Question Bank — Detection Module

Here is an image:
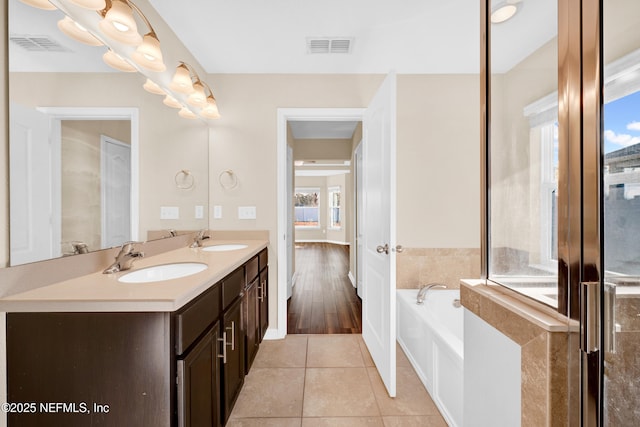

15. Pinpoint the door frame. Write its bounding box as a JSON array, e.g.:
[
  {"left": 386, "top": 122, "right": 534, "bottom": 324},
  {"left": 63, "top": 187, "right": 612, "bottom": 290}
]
[
  {"left": 275, "top": 108, "right": 365, "bottom": 339},
  {"left": 38, "top": 107, "right": 140, "bottom": 244}
]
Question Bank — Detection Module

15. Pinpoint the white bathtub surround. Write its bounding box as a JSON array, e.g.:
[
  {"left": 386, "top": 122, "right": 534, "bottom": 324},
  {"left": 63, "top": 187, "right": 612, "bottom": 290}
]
[
  {"left": 460, "top": 279, "right": 579, "bottom": 426},
  {"left": 464, "top": 309, "right": 521, "bottom": 426},
  {"left": 397, "top": 289, "right": 463, "bottom": 427}
]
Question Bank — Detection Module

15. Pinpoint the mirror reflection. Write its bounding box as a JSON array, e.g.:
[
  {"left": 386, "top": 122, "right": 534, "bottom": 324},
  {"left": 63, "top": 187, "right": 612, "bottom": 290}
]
[
  {"left": 7, "top": 0, "right": 210, "bottom": 266},
  {"left": 488, "top": 0, "right": 559, "bottom": 305}
]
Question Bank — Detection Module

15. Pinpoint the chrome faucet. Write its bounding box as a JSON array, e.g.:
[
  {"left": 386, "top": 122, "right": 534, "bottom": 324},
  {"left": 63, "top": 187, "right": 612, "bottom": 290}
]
[
  {"left": 416, "top": 283, "right": 446, "bottom": 305},
  {"left": 189, "top": 229, "right": 210, "bottom": 248},
  {"left": 103, "top": 241, "right": 144, "bottom": 274}
]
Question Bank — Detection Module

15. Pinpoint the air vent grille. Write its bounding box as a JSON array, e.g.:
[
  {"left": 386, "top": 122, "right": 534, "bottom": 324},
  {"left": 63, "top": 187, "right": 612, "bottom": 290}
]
[
  {"left": 10, "top": 35, "right": 70, "bottom": 52},
  {"left": 306, "top": 37, "right": 353, "bottom": 54}
]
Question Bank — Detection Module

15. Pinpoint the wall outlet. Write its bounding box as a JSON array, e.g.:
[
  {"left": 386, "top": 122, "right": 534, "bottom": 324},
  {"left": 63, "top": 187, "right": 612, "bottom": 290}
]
[
  {"left": 160, "top": 206, "right": 179, "bottom": 220},
  {"left": 238, "top": 206, "right": 257, "bottom": 220},
  {"left": 195, "top": 205, "right": 204, "bottom": 219},
  {"left": 213, "top": 205, "right": 223, "bottom": 219}
]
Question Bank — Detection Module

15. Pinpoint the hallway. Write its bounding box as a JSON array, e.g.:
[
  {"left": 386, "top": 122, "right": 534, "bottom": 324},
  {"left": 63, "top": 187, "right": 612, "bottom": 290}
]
[{"left": 287, "top": 243, "right": 362, "bottom": 334}]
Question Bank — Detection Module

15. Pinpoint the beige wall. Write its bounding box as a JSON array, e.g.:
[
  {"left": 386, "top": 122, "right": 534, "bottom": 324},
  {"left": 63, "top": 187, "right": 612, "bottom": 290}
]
[
  {"left": 1, "top": 2, "right": 7, "bottom": 268},
  {"left": 294, "top": 139, "right": 352, "bottom": 160},
  {"left": 208, "top": 73, "right": 481, "bottom": 328}
]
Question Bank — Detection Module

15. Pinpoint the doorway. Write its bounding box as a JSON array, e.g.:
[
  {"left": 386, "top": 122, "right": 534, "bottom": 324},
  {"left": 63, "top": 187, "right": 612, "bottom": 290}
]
[{"left": 287, "top": 118, "right": 362, "bottom": 334}]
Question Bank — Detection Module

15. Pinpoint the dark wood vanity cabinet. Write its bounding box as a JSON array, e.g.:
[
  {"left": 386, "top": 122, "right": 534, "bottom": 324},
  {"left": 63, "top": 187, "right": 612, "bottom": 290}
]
[
  {"left": 5, "top": 249, "right": 269, "bottom": 427},
  {"left": 177, "top": 324, "right": 221, "bottom": 427},
  {"left": 258, "top": 249, "right": 269, "bottom": 341}
]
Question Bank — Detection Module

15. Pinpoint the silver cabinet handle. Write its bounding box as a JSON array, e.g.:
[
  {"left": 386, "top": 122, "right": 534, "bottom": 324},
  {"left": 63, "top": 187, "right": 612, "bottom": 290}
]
[
  {"left": 217, "top": 332, "right": 227, "bottom": 364},
  {"left": 376, "top": 244, "right": 389, "bottom": 254},
  {"left": 226, "top": 321, "right": 235, "bottom": 351},
  {"left": 258, "top": 280, "right": 266, "bottom": 301}
]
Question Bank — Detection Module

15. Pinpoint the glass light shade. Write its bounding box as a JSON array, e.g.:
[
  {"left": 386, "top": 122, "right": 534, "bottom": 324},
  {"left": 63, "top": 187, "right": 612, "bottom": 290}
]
[
  {"left": 103, "top": 49, "right": 136, "bottom": 72},
  {"left": 201, "top": 96, "right": 221, "bottom": 119},
  {"left": 98, "top": 0, "right": 143, "bottom": 46},
  {"left": 178, "top": 107, "right": 198, "bottom": 119},
  {"left": 187, "top": 82, "right": 207, "bottom": 107},
  {"left": 491, "top": 3, "right": 518, "bottom": 23},
  {"left": 19, "top": 0, "right": 56, "bottom": 10},
  {"left": 131, "top": 33, "right": 166, "bottom": 72},
  {"left": 169, "top": 64, "right": 194, "bottom": 94},
  {"left": 58, "top": 16, "right": 103, "bottom": 46},
  {"left": 143, "top": 78, "right": 166, "bottom": 95},
  {"left": 163, "top": 95, "right": 182, "bottom": 109},
  {"left": 68, "top": 0, "right": 106, "bottom": 10}
]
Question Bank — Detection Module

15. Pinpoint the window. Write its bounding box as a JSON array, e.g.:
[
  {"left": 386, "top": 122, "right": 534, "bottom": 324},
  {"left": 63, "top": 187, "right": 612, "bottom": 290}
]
[
  {"left": 328, "top": 186, "right": 341, "bottom": 229},
  {"left": 294, "top": 188, "right": 320, "bottom": 228}
]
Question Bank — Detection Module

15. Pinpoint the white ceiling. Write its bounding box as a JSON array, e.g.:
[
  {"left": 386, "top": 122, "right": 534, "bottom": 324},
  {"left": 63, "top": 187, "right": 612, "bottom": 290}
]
[{"left": 9, "top": 0, "right": 557, "bottom": 75}]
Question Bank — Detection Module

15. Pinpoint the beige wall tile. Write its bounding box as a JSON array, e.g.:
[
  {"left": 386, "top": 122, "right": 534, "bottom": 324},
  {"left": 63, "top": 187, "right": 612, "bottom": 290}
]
[{"left": 396, "top": 248, "right": 480, "bottom": 289}]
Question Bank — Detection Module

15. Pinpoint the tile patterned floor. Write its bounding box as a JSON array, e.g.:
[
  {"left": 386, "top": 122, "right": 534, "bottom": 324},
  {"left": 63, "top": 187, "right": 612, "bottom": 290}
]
[{"left": 228, "top": 334, "right": 447, "bottom": 427}]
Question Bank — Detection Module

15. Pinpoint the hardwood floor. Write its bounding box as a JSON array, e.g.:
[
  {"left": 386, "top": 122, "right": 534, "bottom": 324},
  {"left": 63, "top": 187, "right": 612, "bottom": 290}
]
[{"left": 287, "top": 242, "right": 362, "bottom": 334}]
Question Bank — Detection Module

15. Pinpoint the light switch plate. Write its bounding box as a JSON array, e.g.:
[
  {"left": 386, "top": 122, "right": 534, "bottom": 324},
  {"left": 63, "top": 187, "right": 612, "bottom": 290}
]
[
  {"left": 238, "top": 206, "right": 257, "bottom": 220},
  {"left": 214, "top": 205, "right": 222, "bottom": 219},
  {"left": 160, "top": 206, "right": 179, "bottom": 220},
  {"left": 195, "top": 205, "right": 204, "bottom": 219}
]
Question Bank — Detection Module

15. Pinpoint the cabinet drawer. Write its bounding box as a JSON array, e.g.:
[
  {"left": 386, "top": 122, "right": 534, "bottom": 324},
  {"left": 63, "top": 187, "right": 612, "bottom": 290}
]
[
  {"left": 175, "top": 284, "right": 221, "bottom": 355},
  {"left": 245, "top": 255, "right": 259, "bottom": 283},
  {"left": 258, "top": 248, "right": 268, "bottom": 272},
  {"left": 222, "top": 267, "right": 245, "bottom": 309}
]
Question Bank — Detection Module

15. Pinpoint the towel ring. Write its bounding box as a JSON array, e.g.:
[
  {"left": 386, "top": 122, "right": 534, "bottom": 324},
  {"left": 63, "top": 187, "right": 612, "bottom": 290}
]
[
  {"left": 175, "top": 169, "right": 194, "bottom": 190},
  {"left": 219, "top": 169, "right": 238, "bottom": 190}
]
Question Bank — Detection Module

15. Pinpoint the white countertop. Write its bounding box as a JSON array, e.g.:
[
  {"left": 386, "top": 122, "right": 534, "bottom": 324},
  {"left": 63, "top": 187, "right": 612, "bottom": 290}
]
[{"left": 0, "top": 239, "right": 268, "bottom": 313}]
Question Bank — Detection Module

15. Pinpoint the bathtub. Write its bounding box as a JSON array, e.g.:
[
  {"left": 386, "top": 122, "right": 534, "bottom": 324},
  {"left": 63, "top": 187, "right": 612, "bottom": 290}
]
[{"left": 397, "top": 289, "right": 463, "bottom": 427}]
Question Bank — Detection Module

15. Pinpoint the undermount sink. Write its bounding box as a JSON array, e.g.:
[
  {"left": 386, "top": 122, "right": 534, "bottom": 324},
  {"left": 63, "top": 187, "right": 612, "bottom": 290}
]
[
  {"left": 202, "top": 244, "right": 248, "bottom": 252},
  {"left": 118, "top": 262, "right": 208, "bottom": 283}
]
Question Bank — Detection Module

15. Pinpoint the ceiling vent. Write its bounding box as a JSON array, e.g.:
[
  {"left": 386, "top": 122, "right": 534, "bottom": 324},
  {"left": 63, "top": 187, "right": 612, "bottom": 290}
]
[
  {"left": 306, "top": 37, "right": 353, "bottom": 54},
  {"left": 10, "top": 35, "right": 71, "bottom": 52}
]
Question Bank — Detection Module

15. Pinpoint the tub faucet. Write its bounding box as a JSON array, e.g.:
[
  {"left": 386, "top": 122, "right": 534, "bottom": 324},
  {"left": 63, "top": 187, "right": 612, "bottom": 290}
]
[
  {"left": 189, "top": 229, "right": 210, "bottom": 248},
  {"left": 416, "top": 283, "right": 447, "bottom": 305},
  {"left": 103, "top": 241, "right": 144, "bottom": 274}
]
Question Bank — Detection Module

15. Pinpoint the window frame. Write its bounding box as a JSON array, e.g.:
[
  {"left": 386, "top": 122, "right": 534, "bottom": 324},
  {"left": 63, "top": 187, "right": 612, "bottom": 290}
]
[{"left": 294, "top": 187, "right": 321, "bottom": 229}]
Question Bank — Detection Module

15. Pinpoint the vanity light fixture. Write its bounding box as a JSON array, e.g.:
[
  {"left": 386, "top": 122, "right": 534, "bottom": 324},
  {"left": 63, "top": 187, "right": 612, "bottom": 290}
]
[
  {"left": 19, "top": 0, "right": 57, "bottom": 10},
  {"left": 169, "top": 63, "right": 195, "bottom": 94},
  {"left": 490, "top": 0, "right": 522, "bottom": 24},
  {"left": 201, "top": 95, "right": 221, "bottom": 120},
  {"left": 67, "top": 0, "right": 105, "bottom": 10},
  {"left": 187, "top": 80, "right": 207, "bottom": 107},
  {"left": 132, "top": 32, "right": 166, "bottom": 72},
  {"left": 143, "top": 78, "right": 166, "bottom": 95},
  {"left": 98, "top": 0, "right": 143, "bottom": 46},
  {"left": 163, "top": 94, "right": 183, "bottom": 109},
  {"left": 178, "top": 107, "right": 198, "bottom": 119},
  {"left": 58, "top": 16, "right": 103, "bottom": 46},
  {"left": 103, "top": 48, "right": 137, "bottom": 72}
]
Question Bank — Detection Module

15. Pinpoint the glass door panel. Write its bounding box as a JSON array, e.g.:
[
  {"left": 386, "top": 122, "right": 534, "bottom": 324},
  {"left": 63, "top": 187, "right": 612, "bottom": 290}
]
[
  {"left": 488, "top": 0, "right": 560, "bottom": 307},
  {"left": 602, "top": 0, "right": 640, "bottom": 424}
]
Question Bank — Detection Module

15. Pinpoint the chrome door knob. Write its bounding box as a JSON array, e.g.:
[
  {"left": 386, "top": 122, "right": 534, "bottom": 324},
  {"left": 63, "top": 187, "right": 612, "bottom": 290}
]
[
  {"left": 376, "top": 244, "right": 389, "bottom": 254},
  {"left": 394, "top": 245, "right": 404, "bottom": 253}
]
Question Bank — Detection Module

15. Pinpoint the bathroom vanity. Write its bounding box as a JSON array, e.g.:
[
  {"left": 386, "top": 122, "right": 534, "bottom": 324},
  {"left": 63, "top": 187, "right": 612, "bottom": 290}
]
[{"left": 1, "top": 240, "right": 268, "bottom": 427}]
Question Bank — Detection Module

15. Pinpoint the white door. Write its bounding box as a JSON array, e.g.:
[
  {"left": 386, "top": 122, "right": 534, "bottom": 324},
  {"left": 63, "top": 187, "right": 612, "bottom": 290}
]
[
  {"left": 101, "top": 135, "right": 131, "bottom": 248},
  {"left": 355, "top": 142, "right": 365, "bottom": 299},
  {"left": 286, "top": 145, "right": 294, "bottom": 299},
  {"left": 361, "top": 73, "right": 397, "bottom": 397},
  {"left": 9, "top": 103, "right": 56, "bottom": 265}
]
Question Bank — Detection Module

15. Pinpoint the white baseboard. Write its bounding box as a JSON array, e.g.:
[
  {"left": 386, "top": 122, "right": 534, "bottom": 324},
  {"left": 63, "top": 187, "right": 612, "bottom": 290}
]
[
  {"left": 264, "top": 327, "right": 286, "bottom": 340},
  {"left": 348, "top": 271, "right": 356, "bottom": 287}
]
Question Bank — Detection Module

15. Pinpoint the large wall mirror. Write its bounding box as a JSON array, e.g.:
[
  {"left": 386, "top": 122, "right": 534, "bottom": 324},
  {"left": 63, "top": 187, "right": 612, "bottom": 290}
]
[
  {"left": 5, "top": 0, "right": 210, "bottom": 266},
  {"left": 487, "top": 0, "right": 559, "bottom": 306}
]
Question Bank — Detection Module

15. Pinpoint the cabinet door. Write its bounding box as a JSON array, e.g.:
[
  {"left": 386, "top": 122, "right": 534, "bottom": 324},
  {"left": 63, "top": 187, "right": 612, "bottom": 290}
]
[
  {"left": 177, "top": 324, "right": 221, "bottom": 427},
  {"left": 258, "top": 266, "right": 269, "bottom": 341},
  {"left": 222, "top": 297, "right": 245, "bottom": 423},
  {"left": 244, "top": 277, "right": 260, "bottom": 373}
]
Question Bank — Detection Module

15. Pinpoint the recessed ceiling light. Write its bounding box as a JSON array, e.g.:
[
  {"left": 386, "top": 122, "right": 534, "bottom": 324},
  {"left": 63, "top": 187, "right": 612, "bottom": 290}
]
[{"left": 491, "top": 1, "right": 522, "bottom": 24}]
